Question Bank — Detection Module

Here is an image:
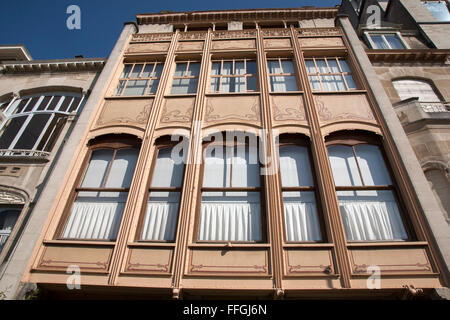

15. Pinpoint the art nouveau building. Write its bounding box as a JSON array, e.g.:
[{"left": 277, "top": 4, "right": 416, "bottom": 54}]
[
  {"left": 0, "top": 45, "right": 105, "bottom": 298},
  {"left": 20, "top": 7, "right": 450, "bottom": 299}
]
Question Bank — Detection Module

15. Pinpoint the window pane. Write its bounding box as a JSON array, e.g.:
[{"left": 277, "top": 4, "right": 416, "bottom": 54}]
[
  {"left": 211, "top": 62, "right": 221, "bottom": 75},
  {"left": 232, "top": 145, "right": 260, "bottom": 187},
  {"left": 235, "top": 61, "right": 245, "bottom": 75},
  {"left": 187, "top": 63, "right": 201, "bottom": 76},
  {"left": 283, "top": 191, "right": 321, "bottom": 242},
  {"left": 246, "top": 61, "right": 257, "bottom": 75},
  {"left": 24, "top": 97, "right": 40, "bottom": 112},
  {"left": 316, "top": 59, "right": 328, "bottom": 73},
  {"left": 222, "top": 62, "right": 232, "bottom": 75},
  {"left": 211, "top": 77, "right": 220, "bottom": 92},
  {"left": 199, "top": 191, "right": 261, "bottom": 241},
  {"left": 148, "top": 79, "right": 160, "bottom": 94},
  {"left": 320, "top": 75, "right": 345, "bottom": 91},
  {"left": 267, "top": 60, "right": 281, "bottom": 74},
  {"left": 354, "top": 145, "right": 392, "bottom": 186},
  {"left": 327, "top": 59, "right": 340, "bottom": 73},
  {"left": 58, "top": 96, "right": 73, "bottom": 112},
  {"left": 270, "top": 75, "right": 297, "bottom": 92},
  {"left": 141, "top": 63, "right": 154, "bottom": 78},
  {"left": 151, "top": 147, "right": 185, "bottom": 188},
  {"left": 279, "top": 146, "right": 314, "bottom": 187},
  {"left": 121, "top": 65, "right": 132, "bottom": 78},
  {"left": 37, "top": 96, "right": 52, "bottom": 111},
  {"left": 131, "top": 64, "right": 144, "bottom": 78},
  {"left": 15, "top": 114, "right": 51, "bottom": 150},
  {"left": 345, "top": 75, "right": 357, "bottom": 89},
  {"left": 123, "top": 80, "right": 148, "bottom": 96},
  {"left": 305, "top": 60, "right": 316, "bottom": 74},
  {"left": 187, "top": 78, "right": 198, "bottom": 93},
  {"left": 337, "top": 190, "right": 408, "bottom": 241},
  {"left": 141, "top": 191, "right": 180, "bottom": 241},
  {"left": 46, "top": 96, "right": 62, "bottom": 111},
  {"left": 371, "top": 35, "right": 389, "bottom": 49},
  {"left": 384, "top": 35, "right": 405, "bottom": 49},
  {"left": 68, "top": 97, "right": 82, "bottom": 113},
  {"left": 0, "top": 116, "right": 27, "bottom": 149},
  {"left": 81, "top": 149, "right": 114, "bottom": 188},
  {"left": 338, "top": 59, "right": 351, "bottom": 73},
  {"left": 153, "top": 63, "right": 164, "bottom": 77},
  {"left": 328, "top": 145, "right": 363, "bottom": 186},
  {"left": 309, "top": 76, "right": 321, "bottom": 90},
  {"left": 247, "top": 76, "right": 257, "bottom": 91},
  {"left": 14, "top": 99, "right": 29, "bottom": 114},
  {"left": 105, "top": 148, "right": 139, "bottom": 188},
  {"left": 424, "top": 1, "right": 450, "bottom": 22},
  {"left": 203, "top": 146, "right": 230, "bottom": 187},
  {"left": 221, "top": 77, "right": 231, "bottom": 93},
  {"left": 174, "top": 63, "right": 187, "bottom": 76},
  {"left": 281, "top": 60, "right": 295, "bottom": 74}
]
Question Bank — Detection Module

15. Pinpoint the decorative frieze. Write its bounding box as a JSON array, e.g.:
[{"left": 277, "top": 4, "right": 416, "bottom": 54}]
[
  {"left": 298, "top": 27, "right": 343, "bottom": 37},
  {"left": 212, "top": 30, "right": 256, "bottom": 39},
  {"left": 131, "top": 33, "right": 173, "bottom": 42}
]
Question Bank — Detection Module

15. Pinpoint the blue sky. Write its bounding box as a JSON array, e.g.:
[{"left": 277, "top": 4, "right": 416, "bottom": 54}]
[{"left": 0, "top": 0, "right": 340, "bottom": 60}]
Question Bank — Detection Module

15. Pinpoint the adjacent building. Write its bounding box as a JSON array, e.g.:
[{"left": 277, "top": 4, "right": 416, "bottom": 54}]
[{"left": 9, "top": 6, "right": 450, "bottom": 299}]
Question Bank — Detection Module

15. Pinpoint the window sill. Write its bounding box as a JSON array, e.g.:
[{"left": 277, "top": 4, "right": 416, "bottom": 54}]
[
  {"left": 45, "top": 239, "right": 116, "bottom": 246},
  {"left": 283, "top": 243, "right": 334, "bottom": 248},
  {"left": 105, "top": 95, "right": 156, "bottom": 100},
  {"left": 311, "top": 90, "right": 366, "bottom": 94},
  {"left": 205, "top": 92, "right": 260, "bottom": 97},
  {"left": 128, "top": 241, "right": 176, "bottom": 247},
  {"left": 269, "top": 91, "right": 304, "bottom": 95},
  {"left": 164, "top": 93, "right": 198, "bottom": 98},
  {"left": 189, "top": 242, "right": 270, "bottom": 249},
  {"left": 346, "top": 241, "right": 428, "bottom": 248}
]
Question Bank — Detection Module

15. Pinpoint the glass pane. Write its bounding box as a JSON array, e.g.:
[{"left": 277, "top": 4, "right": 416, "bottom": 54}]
[
  {"left": 14, "top": 99, "right": 29, "bottom": 114},
  {"left": 68, "top": 97, "right": 82, "bottom": 113},
  {"left": 221, "top": 77, "right": 231, "bottom": 93},
  {"left": 14, "top": 114, "right": 51, "bottom": 150},
  {"left": 187, "top": 62, "right": 201, "bottom": 76},
  {"left": 141, "top": 63, "right": 154, "bottom": 78},
  {"left": 247, "top": 76, "right": 257, "bottom": 91},
  {"left": 246, "top": 61, "right": 257, "bottom": 75},
  {"left": 203, "top": 146, "right": 230, "bottom": 188},
  {"left": 24, "top": 97, "right": 40, "bottom": 112},
  {"left": 424, "top": 1, "right": 450, "bottom": 22},
  {"left": 116, "top": 80, "right": 126, "bottom": 95},
  {"left": 270, "top": 76, "right": 297, "bottom": 92},
  {"left": 320, "top": 75, "right": 345, "bottom": 91},
  {"left": 58, "top": 96, "right": 73, "bottom": 112},
  {"left": 174, "top": 63, "right": 187, "bottom": 77},
  {"left": 211, "top": 77, "right": 220, "bottom": 92},
  {"left": 235, "top": 61, "right": 245, "bottom": 75},
  {"left": 316, "top": 59, "right": 328, "bottom": 73},
  {"left": 327, "top": 59, "right": 340, "bottom": 73},
  {"left": 328, "top": 145, "right": 363, "bottom": 186},
  {"left": 46, "top": 96, "right": 62, "bottom": 111},
  {"left": 267, "top": 60, "right": 281, "bottom": 74},
  {"left": 199, "top": 191, "right": 262, "bottom": 241},
  {"left": 105, "top": 148, "right": 139, "bottom": 188},
  {"left": 37, "top": 96, "right": 52, "bottom": 111},
  {"left": 222, "top": 62, "right": 232, "bottom": 75},
  {"left": 131, "top": 64, "right": 144, "bottom": 78},
  {"left": 148, "top": 79, "right": 160, "bottom": 94},
  {"left": 232, "top": 145, "right": 260, "bottom": 187},
  {"left": 305, "top": 60, "right": 316, "bottom": 74},
  {"left": 123, "top": 80, "right": 148, "bottom": 96},
  {"left": 338, "top": 59, "right": 351, "bottom": 73},
  {"left": 283, "top": 191, "right": 321, "bottom": 242},
  {"left": 309, "top": 76, "right": 321, "bottom": 90},
  {"left": 142, "top": 191, "right": 180, "bottom": 241},
  {"left": 345, "top": 75, "right": 357, "bottom": 89},
  {"left": 354, "top": 145, "right": 392, "bottom": 186},
  {"left": 279, "top": 145, "right": 314, "bottom": 187},
  {"left": 151, "top": 147, "right": 185, "bottom": 188},
  {"left": 370, "top": 35, "right": 389, "bottom": 49},
  {"left": 187, "top": 78, "right": 198, "bottom": 94},
  {"left": 0, "top": 116, "right": 27, "bottom": 149},
  {"left": 385, "top": 35, "right": 405, "bottom": 49},
  {"left": 121, "top": 65, "right": 132, "bottom": 78},
  {"left": 211, "top": 62, "right": 221, "bottom": 76},
  {"left": 80, "top": 149, "right": 114, "bottom": 188},
  {"left": 281, "top": 60, "right": 295, "bottom": 74},
  {"left": 337, "top": 190, "right": 408, "bottom": 241},
  {"left": 235, "top": 77, "right": 245, "bottom": 92},
  {"left": 153, "top": 63, "right": 164, "bottom": 77}
]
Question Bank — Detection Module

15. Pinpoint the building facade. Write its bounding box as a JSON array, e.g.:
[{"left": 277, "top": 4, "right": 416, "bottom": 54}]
[
  {"left": 0, "top": 45, "right": 105, "bottom": 298},
  {"left": 17, "top": 7, "right": 450, "bottom": 299}
]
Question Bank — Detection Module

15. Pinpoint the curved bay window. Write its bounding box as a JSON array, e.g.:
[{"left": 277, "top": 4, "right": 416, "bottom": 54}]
[
  {"left": 326, "top": 132, "right": 409, "bottom": 242},
  {"left": 279, "top": 137, "right": 323, "bottom": 242},
  {"left": 0, "top": 93, "right": 83, "bottom": 154},
  {"left": 139, "top": 141, "right": 185, "bottom": 241},
  {"left": 198, "top": 137, "right": 264, "bottom": 242},
  {"left": 60, "top": 136, "right": 140, "bottom": 241}
]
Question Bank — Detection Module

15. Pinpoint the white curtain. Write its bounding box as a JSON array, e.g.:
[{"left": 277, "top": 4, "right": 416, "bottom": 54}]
[
  {"left": 199, "top": 193, "right": 261, "bottom": 241},
  {"left": 338, "top": 190, "right": 408, "bottom": 241},
  {"left": 392, "top": 79, "right": 440, "bottom": 102}
]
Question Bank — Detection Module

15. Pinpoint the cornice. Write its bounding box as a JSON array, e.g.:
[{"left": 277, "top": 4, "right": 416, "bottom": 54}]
[
  {"left": 366, "top": 49, "right": 450, "bottom": 63},
  {"left": 136, "top": 8, "right": 339, "bottom": 25},
  {"left": 2, "top": 58, "right": 106, "bottom": 74}
]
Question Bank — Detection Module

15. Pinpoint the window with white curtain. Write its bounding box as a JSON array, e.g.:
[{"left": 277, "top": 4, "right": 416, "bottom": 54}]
[
  {"left": 140, "top": 146, "right": 185, "bottom": 241},
  {"left": 392, "top": 79, "right": 441, "bottom": 102},
  {"left": 279, "top": 144, "right": 322, "bottom": 242},
  {"left": 305, "top": 57, "right": 357, "bottom": 91},
  {"left": 327, "top": 143, "right": 408, "bottom": 241},
  {"left": 198, "top": 142, "right": 263, "bottom": 242},
  {"left": 116, "top": 62, "right": 164, "bottom": 96},
  {"left": 267, "top": 59, "right": 298, "bottom": 92},
  {"left": 210, "top": 59, "right": 257, "bottom": 93},
  {"left": 61, "top": 144, "right": 139, "bottom": 240},
  {"left": 170, "top": 61, "right": 201, "bottom": 94}
]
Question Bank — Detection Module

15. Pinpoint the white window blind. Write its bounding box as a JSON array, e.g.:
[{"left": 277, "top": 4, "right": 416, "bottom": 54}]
[{"left": 392, "top": 79, "right": 440, "bottom": 102}]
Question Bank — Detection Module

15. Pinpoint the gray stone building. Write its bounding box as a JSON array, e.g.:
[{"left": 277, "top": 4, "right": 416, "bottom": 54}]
[
  {"left": 340, "top": 0, "right": 450, "bottom": 225},
  {"left": 0, "top": 45, "right": 105, "bottom": 298}
]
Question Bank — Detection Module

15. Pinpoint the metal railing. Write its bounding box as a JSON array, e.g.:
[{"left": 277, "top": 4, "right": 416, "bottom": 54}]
[
  {"left": 419, "top": 101, "right": 450, "bottom": 113},
  {"left": 0, "top": 149, "right": 51, "bottom": 157},
  {"left": 0, "top": 230, "right": 11, "bottom": 252}
]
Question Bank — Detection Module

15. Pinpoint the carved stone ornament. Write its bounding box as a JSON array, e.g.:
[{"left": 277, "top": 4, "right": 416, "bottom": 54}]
[{"left": 0, "top": 190, "right": 26, "bottom": 204}]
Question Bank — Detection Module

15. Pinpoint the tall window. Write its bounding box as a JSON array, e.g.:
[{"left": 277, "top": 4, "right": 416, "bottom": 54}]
[
  {"left": 210, "top": 59, "right": 257, "bottom": 93},
  {"left": 0, "top": 93, "right": 83, "bottom": 154},
  {"left": 423, "top": 1, "right": 450, "bottom": 22},
  {"left": 267, "top": 59, "right": 298, "bottom": 92},
  {"left": 198, "top": 140, "right": 263, "bottom": 242},
  {"left": 305, "top": 57, "right": 357, "bottom": 91},
  {"left": 140, "top": 145, "right": 185, "bottom": 241},
  {"left": 0, "top": 206, "right": 21, "bottom": 253},
  {"left": 279, "top": 142, "right": 322, "bottom": 242},
  {"left": 327, "top": 136, "right": 409, "bottom": 241},
  {"left": 61, "top": 138, "right": 139, "bottom": 240},
  {"left": 171, "top": 61, "right": 201, "bottom": 94},
  {"left": 366, "top": 33, "right": 407, "bottom": 49},
  {"left": 116, "top": 62, "right": 164, "bottom": 96}
]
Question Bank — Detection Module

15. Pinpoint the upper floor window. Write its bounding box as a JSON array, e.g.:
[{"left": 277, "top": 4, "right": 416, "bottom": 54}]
[
  {"left": 365, "top": 33, "right": 407, "bottom": 49},
  {"left": 140, "top": 144, "right": 185, "bottom": 241},
  {"left": 60, "top": 137, "right": 140, "bottom": 241},
  {"left": 279, "top": 142, "right": 323, "bottom": 242},
  {"left": 116, "top": 62, "right": 164, "bottom": 96},
  {"left": 267, "top": 59, "right": 298, "bottom": 92},
  {"left": 423, "top": 1, "right": 450, "bottom": 22},
  {"left": 306, "top": 57, "right": 357, "bottom": 92},
  {"left": 327, "top": 136, "right": 409, "bottom": 242},
  {"left": 0, "top": 93, "right": 83, "bottom": 153},
  {"left": 171, "top": 61, "right": 201, "bottom": 94},
  {"left": 210, "top": 59, "right": 257, "bottom": 93},
  {"left": 392, "top": 79, "right": 441, "bottom": 102},
  {"left": 198, "top": 139, "right": 264, "bottom": 242},
  {"left": 0, "top": 205, "right": 21, "bottom": 253}
]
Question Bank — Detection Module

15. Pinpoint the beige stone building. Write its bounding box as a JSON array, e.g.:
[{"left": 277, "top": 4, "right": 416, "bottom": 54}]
[
  {"left": 0, "top": 45, "right": 105, "bottom": 297},
  {"left": 8, "top": 6, "right": 450, "bottom": 299}
]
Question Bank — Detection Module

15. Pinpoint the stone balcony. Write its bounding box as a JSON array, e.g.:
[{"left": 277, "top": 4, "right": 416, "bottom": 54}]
[{"left": 393, "top": 97, "right": 450, "bottom": 126}]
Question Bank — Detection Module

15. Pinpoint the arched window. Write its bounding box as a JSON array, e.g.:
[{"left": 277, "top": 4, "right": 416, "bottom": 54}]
[
  {"left": 326, "top": 132, "right": 410, "bottom": 242},
  {"left": 60, "top": 135, "right": 140, "bottom": 241},
  {"left": 392, "top": 79, "right": 441, "bottom": 102},
  {"left": 0, "top": 205, "right": 21, "bottom": 253},
  {"left": 0, "top": 93, "right": 83, "bottom": 154},
  {"left": 197, "top": 134, "right": 264, "bottom": 242},
  {"left": 279, "top": 136, "right": 323, "bottom": 242},
  {"left": 139, "top": 140, "right": 186, "bottom": 241}
]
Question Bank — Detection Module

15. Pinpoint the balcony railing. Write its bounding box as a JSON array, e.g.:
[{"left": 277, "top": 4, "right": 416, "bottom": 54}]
[
  {"left": 0, "top": 149, "right": 51, "bottom": 157},
  {"left": 419, "top": 101, "right": 450, "bottom": 113},
  {"left": 0, "top": 229, "right": 11, "bottom": 252}
]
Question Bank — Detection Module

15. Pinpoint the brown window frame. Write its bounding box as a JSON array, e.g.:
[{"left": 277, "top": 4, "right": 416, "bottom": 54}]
[
  {"left": 116, "top": 62, "right": 164, "bottom": 96},
  {"left": 170, "top": 60, "right": 201, "bottom": 95},
  {"left": 266, "top": 57, "right": 300, "bottom": 92},
  {"left": 210, "top": 58, "right": 258, "bottom": 93},
  {"left": 305, "top": 57, "right": 357, "bottom": 92},
  {"left": 194, "top": 136, "right": 267, "bottom": 244}
]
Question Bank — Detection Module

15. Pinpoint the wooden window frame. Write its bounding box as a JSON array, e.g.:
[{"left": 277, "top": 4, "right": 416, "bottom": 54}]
[
  {"left": 210, "top": 58, "right": 258, "bottom": 93},
  {"left": 364, "top": 32, "right": 409, "bottom": 50},
  {"left": 305, "top": 57, "right": 357, "bottom": 92},
  {"left": 193, "top": 137, "right": 268, "bottom": 244},
  {"left": 116, "top": 61, "right": 164, "bottom": 96},
  {"left": 266, "top": 57, "right": 300, "bottom": 92},
  {"left": 170, "top": 60, "right": 201, "bottom": 95}
]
